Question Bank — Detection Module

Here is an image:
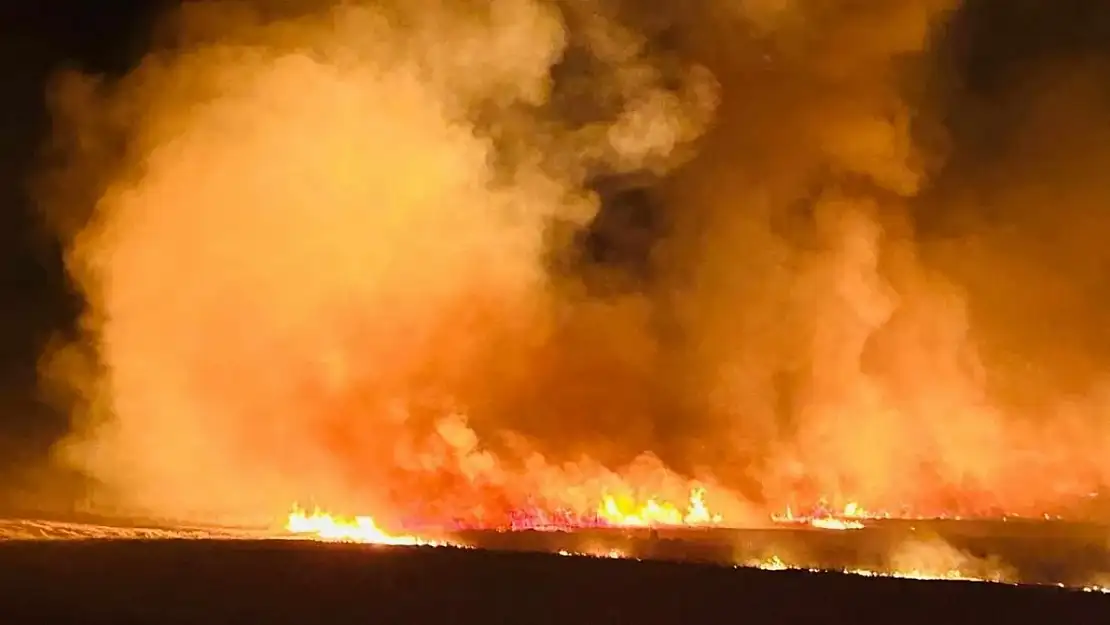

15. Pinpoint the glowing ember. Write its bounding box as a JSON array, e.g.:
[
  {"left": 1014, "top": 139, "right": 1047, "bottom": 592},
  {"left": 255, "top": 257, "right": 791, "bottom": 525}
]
[
  {"left": 285, "top": 506, "right": 445, "bottom": 546},
  {"left": 557, "top": 548, "right": 631, "bottom": 560},
  {"left": 597, "top": 487, "right": 722, "bottom": 527},
  {"left": 848, "top": 567, "right": 976, "bottom": 582},
  {"left": 746, "top": 556, "right": 1014, "bottom": 584}
]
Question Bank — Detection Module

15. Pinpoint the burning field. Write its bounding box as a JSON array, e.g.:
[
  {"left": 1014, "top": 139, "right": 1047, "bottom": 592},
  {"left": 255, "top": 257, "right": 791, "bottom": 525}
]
[
  {"left": 17, "top": 0, "right": 1110, "bottom": 614},
  {"left": 3, "top": 505, "right": 1109, "bottom": 593}
]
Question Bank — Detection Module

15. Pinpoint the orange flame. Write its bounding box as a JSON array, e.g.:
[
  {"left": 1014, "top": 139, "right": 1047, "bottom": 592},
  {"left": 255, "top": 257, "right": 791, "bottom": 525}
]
[
  {"left": 597, "top": 487, "right": 722, "bottom": 527},
  {"left": 771, "top": 500, "right": 870, "bottom": 530},
  {"left": 808, "top": 517, "right": 865, "bottom": 530},
  {"left": 285, "top": 506, "right": 445, "bottom": 546}
]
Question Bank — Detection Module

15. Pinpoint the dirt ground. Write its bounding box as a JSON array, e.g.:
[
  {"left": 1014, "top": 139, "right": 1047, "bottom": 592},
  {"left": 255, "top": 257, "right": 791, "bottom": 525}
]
[{"left": 0, "top": 539, "right": 1105, "bottom": 625}]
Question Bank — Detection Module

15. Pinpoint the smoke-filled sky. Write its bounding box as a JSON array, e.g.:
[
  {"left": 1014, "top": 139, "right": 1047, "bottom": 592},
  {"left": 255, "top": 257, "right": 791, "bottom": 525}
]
[{"left": 3, "top": 0, "right": 1110, "bottom": 525}]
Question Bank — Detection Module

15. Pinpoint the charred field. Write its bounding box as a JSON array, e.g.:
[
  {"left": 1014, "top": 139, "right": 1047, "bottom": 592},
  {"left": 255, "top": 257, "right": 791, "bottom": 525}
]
[{"left": 1, "top": 519, "right": 1108, "bottom": 625}]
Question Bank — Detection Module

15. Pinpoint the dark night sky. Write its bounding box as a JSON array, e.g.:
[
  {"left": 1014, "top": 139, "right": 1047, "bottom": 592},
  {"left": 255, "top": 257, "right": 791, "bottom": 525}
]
[
  {"left": 0, "top": 3, "right": 172, "bottom": 490},
  {"left": 0, "top": 1, "right": 1108, "bottom": 497}
]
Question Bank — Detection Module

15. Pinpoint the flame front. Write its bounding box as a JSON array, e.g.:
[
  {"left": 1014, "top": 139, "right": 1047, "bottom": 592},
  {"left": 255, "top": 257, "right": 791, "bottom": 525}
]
[
  {"left": 597, "top": 487, "right": 722, "bottom": 527},
  {"left": 771, "top": 500, "right": 871, "bottom": 530},
  {"left": 287, "top": 487, "right": 723, "bottom": 542},
  {"left": 285, "top": 506, "right": 443, "bottom": 546}
]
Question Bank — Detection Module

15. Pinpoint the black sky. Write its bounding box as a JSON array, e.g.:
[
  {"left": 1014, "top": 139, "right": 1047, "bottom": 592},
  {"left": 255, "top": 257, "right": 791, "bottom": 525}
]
[{"left": 0, "top": 0, "right": 1108, "bottom": 500}]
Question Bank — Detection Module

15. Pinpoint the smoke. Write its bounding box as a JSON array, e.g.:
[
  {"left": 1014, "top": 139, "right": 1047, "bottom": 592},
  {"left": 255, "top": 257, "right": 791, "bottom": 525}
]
[
  {"left": 650, "top": 0, "right": 981, "bottom": 510},
  {"left": 884, "top": 535, "right": 1015, "bottom": 583},
  {"left": 34, "top": 0, "right": 1110, "bottom": 527},
  {"left": 36, "top": 0, "right": 720, "bottom": 524},
  {"left": 645, "top": 0, "right": 1110, "bottom": 517}
]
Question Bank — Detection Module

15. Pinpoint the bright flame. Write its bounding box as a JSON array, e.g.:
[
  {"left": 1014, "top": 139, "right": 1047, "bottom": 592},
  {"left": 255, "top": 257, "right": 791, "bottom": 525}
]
[
  {"left": 285, "top": 506, "right": 443, "bottom": 546},
  {"left": 771, "top": 500, "right": 871, "bottom": 530},
  {"left": 597, "top": 487, "right": 723, "bottom": 527},
  {"left": 809, "top": 517, "right": 865, "bottom": 530}
]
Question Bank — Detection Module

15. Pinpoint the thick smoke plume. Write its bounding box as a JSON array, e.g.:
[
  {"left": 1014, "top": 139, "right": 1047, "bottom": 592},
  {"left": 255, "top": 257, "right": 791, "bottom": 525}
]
[
  {"left": 35, "top": 0, "right": 1110, "bottom": 527},
  {"left": 641, "top": 0, "right": 1110, "bottom": 517},
  {"left": 38, "top": 0, "right": 719, "bottom": 525}
]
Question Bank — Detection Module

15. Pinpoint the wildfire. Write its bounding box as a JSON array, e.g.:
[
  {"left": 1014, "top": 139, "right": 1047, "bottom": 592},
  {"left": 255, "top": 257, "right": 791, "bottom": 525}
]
[
  {"left": 285, "top": 506, "right": 448, "bottom": 546},
  {"left": 597, "top": 487, "right": 723, "bottom": 527},
  {"left": 285, "top": 487, "right": 722, "bottom": 541},
  {"left": 274, "top": 501, "right": 1100, "bottom": 592}
]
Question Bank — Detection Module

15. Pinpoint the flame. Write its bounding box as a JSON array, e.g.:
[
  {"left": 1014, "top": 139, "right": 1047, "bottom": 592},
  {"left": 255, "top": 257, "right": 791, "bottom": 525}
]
[
  {"left": 808, "top": 517, "right": 865, "bottom": 530},
  {"left": 285, "top": 506, "right": 445, "bottom": 546},
  {"left": 558, "top": 547, "right": 630, "bottom": 560},
  {"left": 285, "top": 487, "right": 722, "bottom": 540},
  {"left": 277, "top": 503, "right": 1101, "bottom": 592},
  {"left": 746, "top": 556, "right": 1013, "bottom": 585},
  {"left": 597, "top": 487, "right": 723, "bottom": 527},
  {"left": 771, "top": 500, "right": 871, "bottom": 530}
]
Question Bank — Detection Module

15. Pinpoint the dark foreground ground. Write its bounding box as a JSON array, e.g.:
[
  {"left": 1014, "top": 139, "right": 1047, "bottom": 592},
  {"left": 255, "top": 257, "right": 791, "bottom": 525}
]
[
  {"left": 6, "top": 514, "right": 1110, "bottom": 584},
  {"left": 0, "top": 539, "right": 1106, "bottom": 625},
  {"left": 456, "top": 518, "right": 1110, "bottom": 585}
]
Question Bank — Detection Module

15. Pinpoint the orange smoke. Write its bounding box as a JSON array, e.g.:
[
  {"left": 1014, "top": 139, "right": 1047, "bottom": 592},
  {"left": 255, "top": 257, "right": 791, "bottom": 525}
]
[
  {"left": 37, "top": 0, "right": 732, "bottom": 527},
  {"left": 33, "top": 0, "right": 1110, "bottom": 530}
]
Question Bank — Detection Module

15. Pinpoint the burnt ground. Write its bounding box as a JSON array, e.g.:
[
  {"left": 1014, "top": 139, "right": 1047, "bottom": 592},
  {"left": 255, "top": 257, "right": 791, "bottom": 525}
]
[{"left": 0, "top": 539, "right": 1106, "bottom": 625}]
